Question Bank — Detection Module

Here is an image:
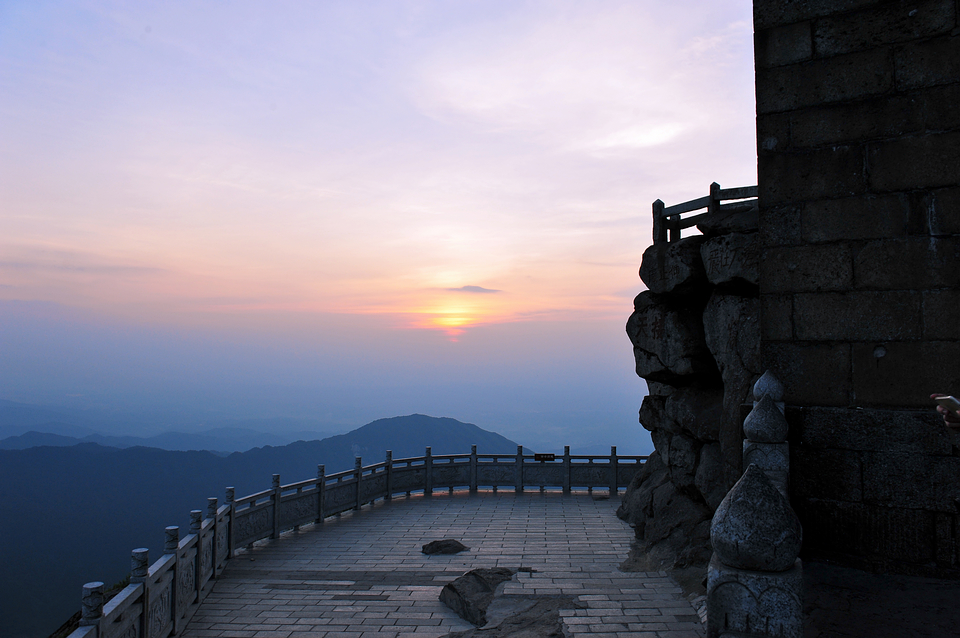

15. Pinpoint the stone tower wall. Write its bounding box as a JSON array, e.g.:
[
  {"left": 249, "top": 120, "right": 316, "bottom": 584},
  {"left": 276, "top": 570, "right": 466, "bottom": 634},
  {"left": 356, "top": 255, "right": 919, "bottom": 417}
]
[{"left": 754, "top": 0, "right": 960, "bottom": 575}]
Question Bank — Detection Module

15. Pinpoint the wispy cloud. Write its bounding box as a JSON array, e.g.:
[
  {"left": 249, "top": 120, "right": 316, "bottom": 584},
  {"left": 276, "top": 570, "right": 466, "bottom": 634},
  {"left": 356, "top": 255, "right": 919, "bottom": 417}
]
[{"left": 446, "top": 285, "right": 501, "bottom": 294}]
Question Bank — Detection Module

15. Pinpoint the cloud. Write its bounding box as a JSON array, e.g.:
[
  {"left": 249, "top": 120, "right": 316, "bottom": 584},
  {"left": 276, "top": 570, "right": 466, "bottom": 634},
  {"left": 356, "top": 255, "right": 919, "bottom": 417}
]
[{"left": 447, "top": 285, "right": 501, "bottom": 294}]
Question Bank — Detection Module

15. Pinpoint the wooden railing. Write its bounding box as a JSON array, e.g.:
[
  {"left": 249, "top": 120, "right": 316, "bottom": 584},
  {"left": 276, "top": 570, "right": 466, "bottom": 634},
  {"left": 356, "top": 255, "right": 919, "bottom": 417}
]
[
  {"left": 652, "top": 182, "right": 757, "bottom": 244},
  {"left": 67, "top": 445, "right": 646, "bottom": 638}
]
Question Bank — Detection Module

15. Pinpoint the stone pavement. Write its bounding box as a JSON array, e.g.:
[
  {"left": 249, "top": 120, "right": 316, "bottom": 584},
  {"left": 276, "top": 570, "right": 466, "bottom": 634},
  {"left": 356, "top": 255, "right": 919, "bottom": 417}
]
[{"left": 180, "top": 490, "right": 704, "bottom": 638}]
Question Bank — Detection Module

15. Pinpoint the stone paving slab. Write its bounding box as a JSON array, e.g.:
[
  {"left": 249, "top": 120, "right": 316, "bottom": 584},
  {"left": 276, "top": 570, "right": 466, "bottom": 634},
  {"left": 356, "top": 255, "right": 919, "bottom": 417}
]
[{"left": 181, "top": 490, "right": 703, "bottom": 638}]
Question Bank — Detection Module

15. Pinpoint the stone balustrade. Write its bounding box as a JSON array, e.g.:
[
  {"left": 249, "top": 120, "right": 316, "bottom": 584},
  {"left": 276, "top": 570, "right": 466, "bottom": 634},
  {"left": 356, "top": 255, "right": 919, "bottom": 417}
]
[{"left": 65, "top": 444, "right": 646, "bottom": 638}]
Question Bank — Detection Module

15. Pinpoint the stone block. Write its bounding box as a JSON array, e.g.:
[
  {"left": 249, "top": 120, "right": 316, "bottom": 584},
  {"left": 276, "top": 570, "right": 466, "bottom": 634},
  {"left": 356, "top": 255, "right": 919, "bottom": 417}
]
[
  {"left": 756, "top": 49, "right": 894, "bottom": 114},
  {"left": 813, "top": 0, "right": 956, "bottom": 57},
  {"left": 761, "top": 342, "right": 852, "bottom": 406},
  {"left": 701, "top": 233, "right": 759, "bottom": 288},
  {"left": 795, "top": 497, "right": 936, "bottom": 565},
  {"left": 926, "top": 186, "right": 960, "bottom": 236},
  {"left": 626, "top": 292, "right": 716, "bottom": 383},
  {"left": 755, "top": 20, "right": 812, "bottom": 68},
  {"left": 894, "top": 34, "right": 960, "bottom": 91},
  {"left": 761, "top": 294, "right": 793, "bottom": 341},
  {"left": 924, "top": 83, "right": 960, "bottom": 132},
  {"left": 696, "top": 442, "right": 726, "bottom": 511},
  {"left": 759, "top": 146, "right": 866, "bottom": 207},
  {"left": 707, "top": 555, "right": 803, "bottom": 638},
  {"left": 757, "top": 111, "right": 792, "bottom": 154},
  {"left": 801, "top": 194, "right": 909, "bottom": 242},
  {"left": 638, "top": 235, "right": 708, "bottom": 295},
  {"left": 854, "top": 237, "right": 960, "bottom": 289},
  {"left": 852, "top": 341, "right": 960, "bottom": 408},
  {"left": 868, "top": 131, "right": 960, "bottom": 192},
  {"left": 862, "top": 451, "right": 960, "bottom": 512},
  {"left": 754, "top": 0, "right": 887, "bottom": 31},
  {"left": 923, "top": 289, "right": 960, "bottom": 340},
  {"left": 796, "top": 406, "right": 952, "bottom": 455},
  {"left": 789, "top": 96, "right": 924, "bottom": 149},
  {"left": 760, "top": 244, "right": 853, "bottom": 293},
  {"left": 791, "top": 447, "right": 863, "bottom": 501},
  {"left": 793, "top": 291, "right": 921, "bottom": 341},
  {"left": 758, "top": 203, "right": 802, "bottom": 248}
]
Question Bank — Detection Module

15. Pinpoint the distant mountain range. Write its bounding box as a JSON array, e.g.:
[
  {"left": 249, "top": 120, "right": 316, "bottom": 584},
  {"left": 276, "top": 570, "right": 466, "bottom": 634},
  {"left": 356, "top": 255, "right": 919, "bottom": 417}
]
[
  {"left": 0, "top": 398, "right": 346, "bottom": 452},
  {"left": 0, "top": 414, "right": 518, "bottom": 638}
]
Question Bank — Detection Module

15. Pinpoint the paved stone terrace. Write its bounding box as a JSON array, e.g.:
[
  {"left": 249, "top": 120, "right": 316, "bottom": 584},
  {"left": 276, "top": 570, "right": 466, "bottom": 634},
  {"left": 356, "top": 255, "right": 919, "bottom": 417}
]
[{"left": 181, "top": 490, "right": 704, "bottom": 638}]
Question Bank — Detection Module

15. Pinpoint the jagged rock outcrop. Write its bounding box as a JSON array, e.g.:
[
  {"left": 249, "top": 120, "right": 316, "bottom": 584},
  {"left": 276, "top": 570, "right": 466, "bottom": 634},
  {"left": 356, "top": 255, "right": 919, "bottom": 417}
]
[{"left": 619, "top": 212, "right": 761, "bottom": 589}]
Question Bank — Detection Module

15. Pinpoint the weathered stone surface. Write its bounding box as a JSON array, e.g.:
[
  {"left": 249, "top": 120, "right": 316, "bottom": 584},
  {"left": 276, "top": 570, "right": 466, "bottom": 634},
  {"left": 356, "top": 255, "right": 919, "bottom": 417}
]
[
  {"left": 422, "top": 539, "right": 469, "bottom": 555},
  {"left": 439, "top": 568, "right": 515, "bottom": 626},
  {"left": 704, "top": 292, "right": 761, "bottom": 487},
  {"left": 663, "top": 386, "right": 724, "bottom": 442},
  {"left": 707, "top": 554, "right": 803, "bottom": 638},
  {"left": 711, "top": 465, "right": 802, "bottom": 572},
  {"left": 618, "top": 452, "right": 713, "bottom": 574},
  {"left": 695, "top": 442, "right": 726, "bottom": 511},
  {"left": 700, "top": 232, "right": 759, "bottom": 288},
  {"left": 639, "top": 394, "right": 666, "bottom": 433},
  {"left": 744, "top": 395, "right": 789, "bottom": 443},
  {"left": 796, "top": 406, "right": 951, "bottom": 455},
  {"left": 626, "top": 292, "right": 715, "bottom": 383},
  {"left": 753, "top": 370, "right": 785, "bottom": 403},
  {"left": 697, "top": 202, "right": 760, "bottom": 236},
  {"left": 662, "top": 431, "right": 700, "bottom": 495},
  {"left": 638, "top": 236, "right": 708, "bottom": 295}
]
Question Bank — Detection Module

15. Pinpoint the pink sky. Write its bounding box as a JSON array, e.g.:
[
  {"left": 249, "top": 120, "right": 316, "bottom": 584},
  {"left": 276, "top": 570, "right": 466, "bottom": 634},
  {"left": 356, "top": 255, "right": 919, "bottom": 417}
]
[{"left": 0, "top": 1, "right": 757, "bottom": 451}]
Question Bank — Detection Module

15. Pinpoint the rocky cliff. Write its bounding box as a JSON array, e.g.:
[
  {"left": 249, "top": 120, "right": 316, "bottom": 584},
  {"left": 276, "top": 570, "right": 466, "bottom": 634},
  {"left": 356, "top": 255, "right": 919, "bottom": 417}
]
[{"left": 618, "top": 205, "right": 761, "bottom": 588}]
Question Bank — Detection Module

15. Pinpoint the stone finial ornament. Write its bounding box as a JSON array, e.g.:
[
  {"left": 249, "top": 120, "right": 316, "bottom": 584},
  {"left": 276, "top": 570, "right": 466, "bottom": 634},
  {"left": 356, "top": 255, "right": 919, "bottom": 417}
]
[
  {"left": 710, "top": 464, "right": 802, "bottom": 572},
  {"left": 753, "top": 370, "right": 784, "bottom": 403},
  {"left": 743, "top": 394, "right": 789, "bottom": 443}
]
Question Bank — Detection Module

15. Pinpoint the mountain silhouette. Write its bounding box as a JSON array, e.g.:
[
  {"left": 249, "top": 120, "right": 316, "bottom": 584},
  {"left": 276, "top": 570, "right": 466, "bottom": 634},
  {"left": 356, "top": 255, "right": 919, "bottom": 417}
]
[{"left": 0, "top": 414, "right": 518, "bottom": 638}]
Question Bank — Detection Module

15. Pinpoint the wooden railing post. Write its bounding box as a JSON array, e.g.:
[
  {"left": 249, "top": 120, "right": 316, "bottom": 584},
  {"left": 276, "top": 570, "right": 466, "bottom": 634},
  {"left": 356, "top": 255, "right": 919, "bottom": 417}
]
[
  {"left": 709, "top": 181, "right": 721, "bottom": 216},
  {"left": 563, "top": 446, "right": 571, "bottom": 494},
  {"left": 516, "top": 445, "right": 523, "bottom": 493},
  {"left": 272, "top": 475, "right": 281, "bottom": 539},
  {"left": 470, "top": 445, "right": 478, "bottom": 493},
  {"left": 225, "top": 487, "right": 235, "bottom": 558},
  {"left": 354, "top": 457, "right": 363, "bottom": 510},
  {"left": 316, "top": 465, "right": 325, "bottom": 523},
  {"left": 80, "top": 581, "right": 104, "bottom": 630},
  {"left": 610, "top": 446, "right": 618, "bottom": 495},
  {"left": 385, "top": 451, "right": 393, "bottom": 500},
  {"left": 653, "top": 199, "right": 666, "bottom": 244},
  {"left": 425, "top": 447, "right": 433, "bottom": 496}
]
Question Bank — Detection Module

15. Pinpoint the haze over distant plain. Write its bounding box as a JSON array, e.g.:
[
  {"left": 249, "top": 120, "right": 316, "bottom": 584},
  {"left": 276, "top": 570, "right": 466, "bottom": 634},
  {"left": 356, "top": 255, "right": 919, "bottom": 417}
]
[{"left": 0, "top": 0, "right": 757, "bottom": 452}]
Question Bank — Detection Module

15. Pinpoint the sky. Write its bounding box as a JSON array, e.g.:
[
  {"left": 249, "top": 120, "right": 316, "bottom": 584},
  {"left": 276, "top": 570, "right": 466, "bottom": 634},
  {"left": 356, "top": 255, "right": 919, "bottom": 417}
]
[{"left": 0, "top": 0, "right": 758, "bottom": 453}]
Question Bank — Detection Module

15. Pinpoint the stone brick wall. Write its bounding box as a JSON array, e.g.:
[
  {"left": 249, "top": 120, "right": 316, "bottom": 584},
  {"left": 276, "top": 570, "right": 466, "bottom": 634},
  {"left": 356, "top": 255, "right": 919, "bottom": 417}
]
[{"left": 754, "top": 0, "right": 960, "bottom": 575}]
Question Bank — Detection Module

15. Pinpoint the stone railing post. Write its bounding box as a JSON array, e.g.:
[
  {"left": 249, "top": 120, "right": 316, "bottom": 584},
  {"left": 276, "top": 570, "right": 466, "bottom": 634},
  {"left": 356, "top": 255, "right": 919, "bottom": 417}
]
[
  {"left": 354, "top": 457, "right": 363, "bottom": 510},
  {"left": 190, "top": 510, "right": 202, "bottom": 600},
  {"left": 225, "top": 487, "right": 236, "bottom": 558},
  {"left": 132, "top": 548, "right": 149, "bottom": 637},
  {"left": 516, "top": 445, "right": 523, "bottom": 493},
  {"left": 272, "top": 475, "right": 281, "bottom": 539},
  {"left": 164, "top": 526, "right": 179, "bottom": 631},
  {"left": 316, "top": 465, "right": 325, "bottom": 522},
  {"left": 425, "top": 447, "right": 433, "bottom": 496},
  {"left": 80, "top": 581, "right": 104, "bottom": 628},
  {"left": 385, "top": 451, "right": 393, "bottom": 500},
  {"left": 707, "top": 370, "right": 802, "bottom": 638},
  {"left": 470, "top": 445, "right": 478, "bottom": 493},
  {"left": 563, "top": 446, "right": 571, "bottom": 494},
  {"left": 207, "top": 497, "right": 219, "bottom": 577},
  {"left": 610, "top": 445, "right": 618, "bottom": 495}
]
